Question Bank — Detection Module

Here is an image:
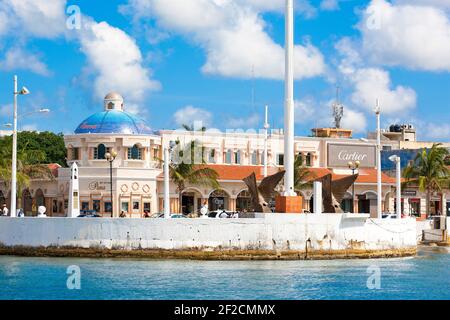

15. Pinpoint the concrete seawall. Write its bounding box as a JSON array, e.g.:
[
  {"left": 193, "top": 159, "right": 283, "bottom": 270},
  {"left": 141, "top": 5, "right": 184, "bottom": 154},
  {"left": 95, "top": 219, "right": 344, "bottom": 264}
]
[{"left": 0, "top": 214, "right": 417, "bottom": 259}]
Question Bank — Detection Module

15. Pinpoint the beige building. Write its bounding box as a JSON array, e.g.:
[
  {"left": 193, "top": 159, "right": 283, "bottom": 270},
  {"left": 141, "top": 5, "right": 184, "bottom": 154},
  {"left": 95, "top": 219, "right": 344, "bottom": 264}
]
[{"left": 2, "top": 92, "right": 447, "bottom": 219}]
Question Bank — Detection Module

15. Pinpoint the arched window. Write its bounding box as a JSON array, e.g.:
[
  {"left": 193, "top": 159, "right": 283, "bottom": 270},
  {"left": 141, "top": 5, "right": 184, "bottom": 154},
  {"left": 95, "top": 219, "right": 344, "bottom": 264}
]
[
  {"left": 251, "top": 151, "right": 258, "bottom": 165},
  {"left": 94, "top": 144, "right": 107, "bottom": 160},
  {"left": 128, "top": 144, "right": 142, "bottom": 160},
  {"left": 306, "top": 153, "right": 312, "bottom": 167},
  {"left": 107, "top": 102, "right": 114, "bottom": 110},
  {"left": 225, "top": 150, "right": 232, "bottom": 164}
]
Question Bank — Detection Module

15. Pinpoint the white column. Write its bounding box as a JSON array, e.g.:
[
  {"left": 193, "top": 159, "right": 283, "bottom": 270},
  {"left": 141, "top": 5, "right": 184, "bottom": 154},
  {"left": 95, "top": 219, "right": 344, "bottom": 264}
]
[
  {"left": 283, "top": 0, "right": 296, "bottom": 196},
  {"left": 163, "top": 147, "right": 170, "bottom": 218},
  {"left": 263, "top": 105, "right": 269, "bottom": 177},
  {"left": 396, "top": 157, "right": 402, "bottom": 219},
  {"left": 376, "top": 102, "right": 382, "bottom": 219},
  {"left": 10, "top": 75, "right": 18, "bottom": 218},
  {"left": 67, "top": 162, "right": 80, "bottom": 218},
  {"left": 313, "top": 181, "right": 322, "bottom": 214}
]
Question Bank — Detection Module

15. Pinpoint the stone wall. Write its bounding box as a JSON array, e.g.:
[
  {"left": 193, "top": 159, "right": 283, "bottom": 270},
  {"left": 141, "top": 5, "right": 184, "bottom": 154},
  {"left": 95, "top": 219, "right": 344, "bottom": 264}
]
[{"left": 0, "top": 214, "right": 417, "bottom": 252}]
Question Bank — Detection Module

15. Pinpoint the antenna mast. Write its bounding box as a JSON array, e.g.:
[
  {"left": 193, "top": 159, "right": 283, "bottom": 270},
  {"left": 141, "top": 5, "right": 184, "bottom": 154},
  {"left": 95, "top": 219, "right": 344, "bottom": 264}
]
[{"left": 332, "top": 85, "right": 344, "bottom": 129}]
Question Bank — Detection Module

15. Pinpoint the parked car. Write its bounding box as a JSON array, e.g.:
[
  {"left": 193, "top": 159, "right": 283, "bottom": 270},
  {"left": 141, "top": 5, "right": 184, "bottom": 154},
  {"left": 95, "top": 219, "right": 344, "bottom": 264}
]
[
  {"left": 382, "top": 213, "right": 398, "bottom": 219},
  {"left": 78, "top": 210, "right": 101, "bottom": 218},
  {"left": 157, "top": 213, "right": 187, "bottom": 218}
]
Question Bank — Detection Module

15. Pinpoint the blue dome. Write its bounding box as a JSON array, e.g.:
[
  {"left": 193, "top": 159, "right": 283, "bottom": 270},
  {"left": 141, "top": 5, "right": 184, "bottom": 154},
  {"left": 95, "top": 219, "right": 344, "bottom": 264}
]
[{"left": 74, "top": 110, "right": 153, "bottom": 135}]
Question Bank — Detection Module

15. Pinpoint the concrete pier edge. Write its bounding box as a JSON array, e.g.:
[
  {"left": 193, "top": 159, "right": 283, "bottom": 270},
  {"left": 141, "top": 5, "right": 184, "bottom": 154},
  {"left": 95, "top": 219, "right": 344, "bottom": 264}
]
[{"left": 0, "top": 245, "right": 417, "bottom": 260}]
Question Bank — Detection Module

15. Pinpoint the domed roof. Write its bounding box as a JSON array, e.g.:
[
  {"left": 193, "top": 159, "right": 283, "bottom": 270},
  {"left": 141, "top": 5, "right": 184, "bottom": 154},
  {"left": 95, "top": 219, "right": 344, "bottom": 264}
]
[
  {"left": 74, "top": 110, "right": 153, "bottom": 135},
  {"left": 74, "top": 92, "right": 153, "bottom": 135}
]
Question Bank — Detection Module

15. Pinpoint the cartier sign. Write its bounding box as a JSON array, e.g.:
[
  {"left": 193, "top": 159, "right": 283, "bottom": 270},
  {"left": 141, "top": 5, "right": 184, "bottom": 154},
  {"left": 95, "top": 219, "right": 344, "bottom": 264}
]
[{"left": 327, "top": 143, "right": 376, "bottom": 168}]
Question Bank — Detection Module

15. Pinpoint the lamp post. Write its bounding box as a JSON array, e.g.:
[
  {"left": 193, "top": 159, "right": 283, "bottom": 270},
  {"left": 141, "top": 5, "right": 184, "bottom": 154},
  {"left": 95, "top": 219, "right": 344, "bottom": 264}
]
[
  {"left": 348, "top": 160, "right": 360, "bottom": 213},
  {"left": 164, "top": 141, "right": 176, "bottom": 218},
  {"left": 263, "top": 105, "right": 270, "bottom": 177},
  {"left": 10, "top": 75, "right": 30, "bottom": 218},
  {"left": 375, "top": 101, "right": 382, "bottom": 219},
  {"left": 389, "top": 155, "right": 402, "bottom": 219},
  {"left": 105, "top": 150, "right": 117, "bottom": 218}
]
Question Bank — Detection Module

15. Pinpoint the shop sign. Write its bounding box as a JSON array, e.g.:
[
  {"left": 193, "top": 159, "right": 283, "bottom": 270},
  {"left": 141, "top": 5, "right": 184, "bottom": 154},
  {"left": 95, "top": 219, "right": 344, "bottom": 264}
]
[
  {"left": 88, "top": 181, "right": 109, "bottom": 191},
  {"left": 402, "top": 190, "right": 417, "bottom": 196},
  {"left": 327, "top": 143, "right": 376, "bottom": 168}
]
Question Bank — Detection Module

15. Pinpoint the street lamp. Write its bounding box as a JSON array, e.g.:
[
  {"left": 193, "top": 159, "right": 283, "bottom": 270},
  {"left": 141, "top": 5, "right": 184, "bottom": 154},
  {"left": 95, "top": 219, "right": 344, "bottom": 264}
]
[
  {"left": 348, "top": 160, "right": 360, "bottom": 213},
  {"left": 105, "top": 150, "right": 117, "bottom": 218},
  {"left": 375, "top": 101, "right": 382, "bottom": 219},
  {"left": 10, "top": 75, "right": 30, "bottom": 218},
  {"left": 164, "top": 141, "right": 176, "bottom": 218},
  {"left": 389, "top": 155, "right": 402, "bottom": 219}
]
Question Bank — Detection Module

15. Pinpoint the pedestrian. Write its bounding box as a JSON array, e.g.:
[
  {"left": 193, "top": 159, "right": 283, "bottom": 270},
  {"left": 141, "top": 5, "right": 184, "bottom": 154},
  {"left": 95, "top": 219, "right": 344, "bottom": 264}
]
[
  {"left": 119, "top": 210, "right": 126, "bottom": 218},
  {"left": 2, "top": 204, "right": 8, "bottom": 216}
]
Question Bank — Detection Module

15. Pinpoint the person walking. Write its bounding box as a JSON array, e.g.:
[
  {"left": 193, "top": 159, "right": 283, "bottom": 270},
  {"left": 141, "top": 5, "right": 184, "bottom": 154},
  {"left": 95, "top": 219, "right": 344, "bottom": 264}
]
[{"left": 2, "top": 204, "right": 9, "bottom": 216}]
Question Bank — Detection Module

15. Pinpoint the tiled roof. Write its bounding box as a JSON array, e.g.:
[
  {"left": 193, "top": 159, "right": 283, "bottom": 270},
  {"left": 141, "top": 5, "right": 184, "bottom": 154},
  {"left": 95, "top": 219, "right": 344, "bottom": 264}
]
[
  {"left": 157, "top": 164, "right": 396, "bottom": 184},
  {"left": 47, "top": 163, "right": 61, "bottom": 178}
]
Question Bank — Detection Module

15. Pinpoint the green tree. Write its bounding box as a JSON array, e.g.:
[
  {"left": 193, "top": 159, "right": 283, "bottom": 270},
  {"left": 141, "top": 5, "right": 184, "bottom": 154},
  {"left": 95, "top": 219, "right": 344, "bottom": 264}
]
[
  {"left": 403, "top": 143, "right": 450, "bottom": 217},
  {"left": 168, "top": 140, "right": 219, "bottom": 214},
  {"left": 0, "top": 137, "right": 54, "bottom": 207}
]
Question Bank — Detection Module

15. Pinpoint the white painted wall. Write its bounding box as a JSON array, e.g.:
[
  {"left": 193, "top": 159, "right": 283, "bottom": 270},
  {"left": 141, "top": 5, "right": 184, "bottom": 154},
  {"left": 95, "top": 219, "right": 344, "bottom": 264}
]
[{"left": 0, "top": 214, "right": 417, "bottom": 252}]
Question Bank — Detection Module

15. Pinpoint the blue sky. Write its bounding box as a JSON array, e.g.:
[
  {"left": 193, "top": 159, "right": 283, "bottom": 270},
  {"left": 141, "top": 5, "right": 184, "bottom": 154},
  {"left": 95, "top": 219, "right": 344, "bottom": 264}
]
[{"left": 0, "top": 0, "right": 449, "bottom": 141}]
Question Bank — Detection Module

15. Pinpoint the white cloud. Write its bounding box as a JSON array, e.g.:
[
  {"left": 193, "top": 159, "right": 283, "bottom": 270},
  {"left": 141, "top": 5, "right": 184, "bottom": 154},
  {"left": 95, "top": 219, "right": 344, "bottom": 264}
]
[
  {"left": 79, "top": 20, "right": 160, "bottom": 103},
  {"left": 0, "top": 47, "right": 51, "bottom": 76},
  {"left": 0, "top": 0, "right": 66, "bottom": 38},
  {"left": 226, "top": 113, "right": 260, "bottom": 129},
  {"left": 394, "top": 0, "right": 450, "bottom": 10},
  {"left": 335, "top": 37, "right": 417, "bottom": 115},
  {"left": 340, "top": 108, "right": 367, "bottom": 133},
  {"left": 122, "top": 0, "right": 325, "bottom": 80},
  {"left": 320, "top": 0, "right": 340, "bottom": 11},
  {"left": 173, "top": 106, "right": 212, "bottom": 127},
  {"left": 358, "top": 0, "right": 450, "bottom": 71},
  {"left": 350, "top": 68, "right": 417, "bottom": 114}
]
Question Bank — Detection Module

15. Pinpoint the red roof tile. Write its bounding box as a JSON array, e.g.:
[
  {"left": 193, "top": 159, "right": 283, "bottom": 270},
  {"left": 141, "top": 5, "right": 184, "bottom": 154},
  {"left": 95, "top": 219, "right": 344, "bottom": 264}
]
[{"left": 157, "top": 165, "right": 396, "bottom": 184}]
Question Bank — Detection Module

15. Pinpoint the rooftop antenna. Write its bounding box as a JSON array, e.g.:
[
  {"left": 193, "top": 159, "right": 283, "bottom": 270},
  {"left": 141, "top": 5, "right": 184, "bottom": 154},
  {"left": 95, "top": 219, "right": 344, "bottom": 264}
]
[{"left": 332, "top": 85, "right": 344, "bottom": 129}]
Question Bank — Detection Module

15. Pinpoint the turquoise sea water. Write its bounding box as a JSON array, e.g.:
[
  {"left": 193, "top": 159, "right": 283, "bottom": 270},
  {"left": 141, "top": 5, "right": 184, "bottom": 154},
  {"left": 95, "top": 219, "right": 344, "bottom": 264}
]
[{"left": 0, "top": 247, "right": 449, "bottom": 300}]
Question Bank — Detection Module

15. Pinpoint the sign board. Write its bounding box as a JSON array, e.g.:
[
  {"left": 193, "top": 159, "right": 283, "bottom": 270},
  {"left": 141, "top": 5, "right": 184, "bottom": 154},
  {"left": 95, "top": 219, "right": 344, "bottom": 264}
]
[
  {"left": 327, "top": 143, "right": 376, "bottom": 168},
  {"left": 402, "top": 190, "right": 417, "bottom": 196},
  {"left": 88, "top": 181, "right": 109, "bottom": 191}
]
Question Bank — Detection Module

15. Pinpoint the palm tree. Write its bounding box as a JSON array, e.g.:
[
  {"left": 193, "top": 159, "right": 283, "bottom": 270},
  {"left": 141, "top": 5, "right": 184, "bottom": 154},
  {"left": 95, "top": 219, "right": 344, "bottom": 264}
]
[
  {"left": 182, "top": 124, "right": 207, "bottom": 132},
  {"left": 169, "top": 140, "right": 219, "bottom": 213},
  {"left": 293, "top": 154, "right": 315, "bottom": 192},
  {"left": 403, "top": 143, "right": 450, "bottom": 217},
  {"left": 0, "top": 137, "right": 54, "bottom": 207}
]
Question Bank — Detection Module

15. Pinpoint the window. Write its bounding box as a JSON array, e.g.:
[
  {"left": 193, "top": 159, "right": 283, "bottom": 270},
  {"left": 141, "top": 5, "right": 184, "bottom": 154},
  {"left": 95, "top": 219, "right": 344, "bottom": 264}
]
[
  {"left": 225, "top": 150, "right": 232, "bottom": 164},
  {"left": 306, "top": 153, "right": 312, "bottom": 167},
  {"left": 121, "top": 202, "right": 129, "bottom": 213},
  {"left": 277, "top": 154, "right": 284, "bottom": 166},
  {"left": 70, "top": 147, "right": 79, "bottom": 160},
  {"left": 93, "top": 200, "right": 101, "bottom": 212},
  {"left": 94, "top": 144, "right": 109, "bottom": 160},
  {"left": 251, "top": 151, "right": 258, "bottom": 165},
  {"left": 297, "top": 152, "right": 304, "bottom": 166},
  {"left": 133, "top": 201, "right": 140, "bottom": 210},
  {"left": 153, "top": 148, "right": 159, "bottom": 160},
  {"left": 208, "top": 149, "right": 216, "bottom": 164},
  {"left": 104, "top": 202, "right": 112, "bottom": 213},
  {"left": 128, "top": 144, "right": 142, "bottom": 160},
  {"left": 81, "top": 202, "right": 89, "bottom": 211},
  {"left": 107, "top": 102, "right": 114, "bottom": 110},
  {"left": 234, "top": 151, "right": 241, "bottom": 164},
  {"left": 143, "top": 202, "right": 151, "bottom": 212}
]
